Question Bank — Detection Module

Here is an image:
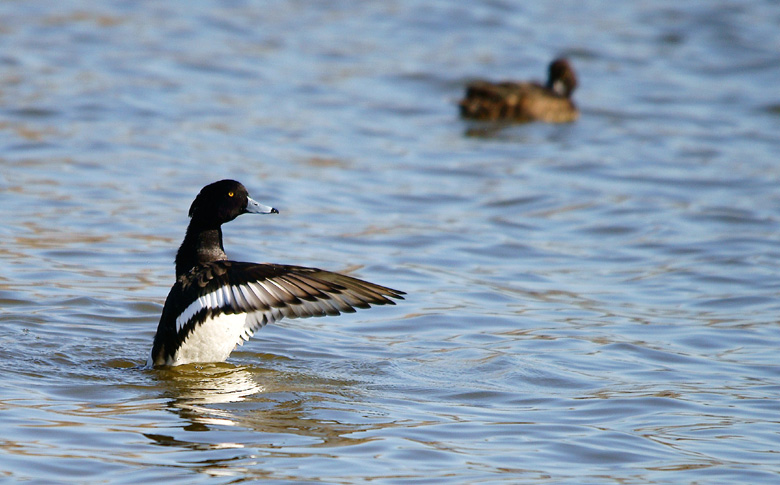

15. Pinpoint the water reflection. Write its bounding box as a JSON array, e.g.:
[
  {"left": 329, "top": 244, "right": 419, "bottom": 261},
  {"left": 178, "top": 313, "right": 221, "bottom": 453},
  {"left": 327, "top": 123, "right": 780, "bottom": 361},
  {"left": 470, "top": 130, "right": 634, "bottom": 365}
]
[
  {"left": 148, "top": 362, "right": 392, "bottom": 450},
  {"left": 151, "top": 363, "right": 265, "bottom": 430},
  {"left": 155, "top": 363, "right": 264, "bottom": 406}
]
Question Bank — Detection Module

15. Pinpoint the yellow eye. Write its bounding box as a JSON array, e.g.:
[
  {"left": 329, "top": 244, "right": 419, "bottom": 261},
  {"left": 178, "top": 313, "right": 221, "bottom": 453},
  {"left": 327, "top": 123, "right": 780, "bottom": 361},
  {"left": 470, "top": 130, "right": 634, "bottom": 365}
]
[{"left": 228, "top": 191, "right": 234, "bottom": 197}]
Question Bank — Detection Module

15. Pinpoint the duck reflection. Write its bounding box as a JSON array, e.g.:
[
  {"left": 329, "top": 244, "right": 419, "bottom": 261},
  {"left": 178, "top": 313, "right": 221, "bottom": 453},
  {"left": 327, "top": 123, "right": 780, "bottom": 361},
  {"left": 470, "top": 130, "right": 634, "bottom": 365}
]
[
  {"left": 152, "top": 362, "right": 264, "bottom": 429},
  {"left": 145, "top": 360, "right": 389, "bottom": 451}
]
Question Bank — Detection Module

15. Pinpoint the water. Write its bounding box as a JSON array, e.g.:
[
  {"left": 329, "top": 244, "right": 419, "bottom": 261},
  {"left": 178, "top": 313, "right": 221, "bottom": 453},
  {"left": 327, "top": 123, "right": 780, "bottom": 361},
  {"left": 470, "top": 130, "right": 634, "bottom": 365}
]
[{"left": 1, "top": 0, "right": 780, "bottom": 482}]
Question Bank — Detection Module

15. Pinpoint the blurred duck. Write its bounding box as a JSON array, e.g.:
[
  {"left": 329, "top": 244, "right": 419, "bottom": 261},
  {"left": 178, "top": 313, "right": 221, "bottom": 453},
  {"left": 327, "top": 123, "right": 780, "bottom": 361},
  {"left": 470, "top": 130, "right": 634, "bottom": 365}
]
[{"left": 459, "top": 58, "right": 578, "bottom": 123}]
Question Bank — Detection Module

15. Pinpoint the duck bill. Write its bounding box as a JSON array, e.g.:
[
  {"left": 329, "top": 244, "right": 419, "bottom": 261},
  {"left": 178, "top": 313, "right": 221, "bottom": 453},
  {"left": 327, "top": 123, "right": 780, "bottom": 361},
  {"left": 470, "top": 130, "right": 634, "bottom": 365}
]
[{"left": 245, "top": 197, "right": 279, "bottom": 214}]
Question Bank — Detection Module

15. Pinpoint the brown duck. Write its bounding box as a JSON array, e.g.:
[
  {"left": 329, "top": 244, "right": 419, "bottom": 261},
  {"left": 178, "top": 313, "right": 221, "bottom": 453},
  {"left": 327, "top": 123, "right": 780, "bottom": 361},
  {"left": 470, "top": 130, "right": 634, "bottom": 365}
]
[{"left": 459, "top": 58, "right": 579, "bottom": 123}]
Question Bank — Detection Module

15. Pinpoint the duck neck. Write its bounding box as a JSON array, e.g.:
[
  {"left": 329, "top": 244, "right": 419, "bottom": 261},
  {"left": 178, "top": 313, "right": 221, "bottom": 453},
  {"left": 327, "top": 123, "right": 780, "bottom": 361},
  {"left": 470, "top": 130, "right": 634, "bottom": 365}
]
[{"left": 175, "top": 222, "right": 227, "bottom": 279}]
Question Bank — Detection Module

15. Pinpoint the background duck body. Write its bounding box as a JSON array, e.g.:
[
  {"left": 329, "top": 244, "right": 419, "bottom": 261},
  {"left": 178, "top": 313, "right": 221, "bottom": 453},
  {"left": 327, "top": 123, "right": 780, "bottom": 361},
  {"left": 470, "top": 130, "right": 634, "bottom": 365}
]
[{"left": 459, "top": 58, "right": 579, "bottom": 123}]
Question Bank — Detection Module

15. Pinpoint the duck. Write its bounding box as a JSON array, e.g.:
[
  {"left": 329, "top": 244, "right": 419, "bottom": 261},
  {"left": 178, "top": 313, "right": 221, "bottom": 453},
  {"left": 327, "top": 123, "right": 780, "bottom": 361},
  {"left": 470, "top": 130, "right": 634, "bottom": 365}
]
[
  {"left": 149, "top": 180, "right": 404, "bottom": 367},
  {"left": 459, "top": 58, "right": 579, "bottom": 123}
]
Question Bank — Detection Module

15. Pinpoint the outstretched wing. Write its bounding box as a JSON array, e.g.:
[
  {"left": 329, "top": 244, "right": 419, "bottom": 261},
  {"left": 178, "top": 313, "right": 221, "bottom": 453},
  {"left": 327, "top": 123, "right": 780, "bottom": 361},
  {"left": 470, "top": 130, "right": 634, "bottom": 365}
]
[{"left": 150, "top": 261, "right": 404, "bottom": 366}]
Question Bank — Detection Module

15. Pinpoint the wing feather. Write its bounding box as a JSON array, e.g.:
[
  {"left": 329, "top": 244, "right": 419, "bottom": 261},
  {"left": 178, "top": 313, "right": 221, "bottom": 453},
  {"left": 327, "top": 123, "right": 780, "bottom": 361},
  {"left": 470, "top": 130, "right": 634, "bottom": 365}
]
[{"left": 150, "top": 260, "right": 404, "bottom": 366}]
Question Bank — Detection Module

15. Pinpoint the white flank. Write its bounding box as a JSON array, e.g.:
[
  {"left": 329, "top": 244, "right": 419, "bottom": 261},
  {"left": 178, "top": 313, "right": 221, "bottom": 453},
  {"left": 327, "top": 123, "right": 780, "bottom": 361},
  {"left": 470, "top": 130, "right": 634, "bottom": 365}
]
[{"left": 171, "top": 312, "right": 249, "bottom": 365}]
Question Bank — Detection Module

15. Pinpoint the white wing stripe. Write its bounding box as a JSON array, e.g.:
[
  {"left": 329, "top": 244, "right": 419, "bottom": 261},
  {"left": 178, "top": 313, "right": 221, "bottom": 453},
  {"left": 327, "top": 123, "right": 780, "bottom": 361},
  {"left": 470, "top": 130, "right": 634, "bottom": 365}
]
[
  {"left": 245, "top": 282, "right": 266, "bottom": 306},
  {"left": 257, "top": 280, "right": 288, "bottom": 305},
  {"left": 173, "top": 271, "right": 387, "bottom": 335},
  {"left": 212, "top": 286, "right": 222, "bottom": 308},
  {"left": 176, "top": 294, "right": 209, "bottom": 334},
  {"left": 174, "top": 282, "right": 280, "bottom": 335},
  {"left": 220, "top": 285, "right": 232, "bottom": 307},
  {"left": 229, "top": 285, "right": 243, "bottom": 308},
  {"left": 250, "top": 282, "right": 276, "bottom": 306},
  {"left": 266, "top": 279, "right": 292, "bottom": 301},
  {"left": 174, "top": 285, "right": 238, "bottom": 334},
  {"left": 239, "top": 284, "right": 259, "bottom": 308}
]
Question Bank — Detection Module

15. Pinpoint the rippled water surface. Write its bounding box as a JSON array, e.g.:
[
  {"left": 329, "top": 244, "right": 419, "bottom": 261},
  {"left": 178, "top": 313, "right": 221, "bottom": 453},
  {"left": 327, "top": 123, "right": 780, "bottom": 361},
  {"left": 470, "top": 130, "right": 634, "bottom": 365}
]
[{"left": 2, "top": 1, "right": 780, "bottom": 483}]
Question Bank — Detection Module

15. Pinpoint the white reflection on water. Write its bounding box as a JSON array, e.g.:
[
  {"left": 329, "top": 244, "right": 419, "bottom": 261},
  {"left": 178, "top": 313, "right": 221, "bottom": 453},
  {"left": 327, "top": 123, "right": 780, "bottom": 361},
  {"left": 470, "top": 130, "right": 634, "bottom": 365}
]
[{"left": 153, "top": 364, "right": 266, "bottom": 427}]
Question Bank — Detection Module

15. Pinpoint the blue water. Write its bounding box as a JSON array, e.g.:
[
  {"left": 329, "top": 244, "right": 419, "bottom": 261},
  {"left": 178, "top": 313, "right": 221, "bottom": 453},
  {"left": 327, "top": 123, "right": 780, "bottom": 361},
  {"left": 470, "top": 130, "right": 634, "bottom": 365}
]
[{"left": 1, "top": 1, "right": 780, "bottom": 483}]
